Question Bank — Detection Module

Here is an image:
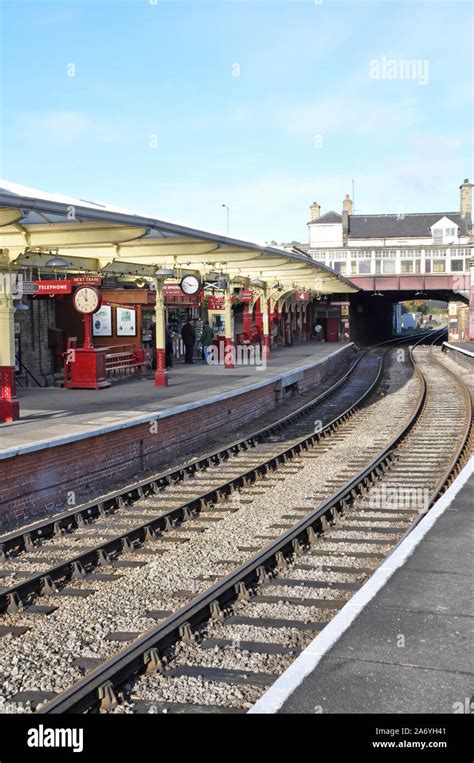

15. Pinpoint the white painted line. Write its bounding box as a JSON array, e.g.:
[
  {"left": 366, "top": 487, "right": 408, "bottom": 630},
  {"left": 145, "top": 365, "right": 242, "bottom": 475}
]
[
  {"left": 443, "top": 342, "right": 474, "bottom": 358},
  {"left": 0, "top": 345, "right": 353, "bottom": 460},
  {"left": 249, "top": 456, "right": 474, "bottom": 714}
]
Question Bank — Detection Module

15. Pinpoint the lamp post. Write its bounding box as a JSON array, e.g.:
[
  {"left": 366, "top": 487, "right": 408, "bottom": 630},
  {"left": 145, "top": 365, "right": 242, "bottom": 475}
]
[{"left": 222, "top": 204, "right": 230, "bottom": 235}]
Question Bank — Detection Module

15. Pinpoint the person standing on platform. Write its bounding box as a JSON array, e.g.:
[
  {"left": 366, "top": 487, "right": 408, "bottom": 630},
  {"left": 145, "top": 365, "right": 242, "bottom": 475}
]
[
  {"left": 200, "top": 321, "right": 214, "bottom": 364},
  {"left": 181, "top": 319, "right": 196, "bottom": 364},
  {"left": 165, "top": 325, "right": 175, "bottom": 368}
]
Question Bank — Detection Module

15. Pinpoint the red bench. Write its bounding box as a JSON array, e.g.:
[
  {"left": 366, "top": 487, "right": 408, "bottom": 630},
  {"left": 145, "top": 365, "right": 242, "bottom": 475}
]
[{"left": 105, "top": 346, "right": 150, "bottom": 379}]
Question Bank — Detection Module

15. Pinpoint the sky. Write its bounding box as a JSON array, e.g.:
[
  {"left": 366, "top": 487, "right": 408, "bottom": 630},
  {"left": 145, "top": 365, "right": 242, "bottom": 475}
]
[{"left": 0, "top": 0, "right": 472, "bottom": 244}]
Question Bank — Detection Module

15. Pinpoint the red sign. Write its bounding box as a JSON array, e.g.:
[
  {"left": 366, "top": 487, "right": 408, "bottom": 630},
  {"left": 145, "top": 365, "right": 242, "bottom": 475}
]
[
  {"left": 238, "top": 289, "right": 253, "bottom": 302},
  {"left": 35, "top": 280, "right": 71, "bottom": 295},
  {"left": 163, "top": 284, "right": 185, "bottom": 296},
  {"left": 71, "top": 276, "right": 102, "bottom": 286},
  {"left": 207, "top": 296, "right": 225, "bottom": 310},
  {"left": 295, "top": 291, "right": 310, "bottom": 301}
]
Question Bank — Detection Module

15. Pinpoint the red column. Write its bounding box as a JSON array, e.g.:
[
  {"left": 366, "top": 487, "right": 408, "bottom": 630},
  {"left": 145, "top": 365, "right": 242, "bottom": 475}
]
[
  {"left": 469, "top": 267, "right": 474, "bottom": 341},
  {"left": 224, "top": 289, "right": 234, "bottom": 368},
  {"left": 0, "top": 366, "right": 20, "bottom": 422},
  {"left": 254, "top": 298, "right": 263, "bottom": 333},
  {"left": 243, "top": 305, "right": 252, "bottom": 338},
  {"left": 262, "top": 296, "right": 270, "bottom": 360},
  {"left": 155, "top": 348, "right": 168, "bottom": 386}
]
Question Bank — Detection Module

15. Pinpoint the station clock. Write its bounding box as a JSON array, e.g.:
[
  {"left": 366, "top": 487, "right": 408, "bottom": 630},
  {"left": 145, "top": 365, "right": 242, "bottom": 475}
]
[
  {"left": 180, "top": 275, "right": 201, "bottom": 296},
  {"left": 73, "top": 286, "right": 102, "bottom": 314}
]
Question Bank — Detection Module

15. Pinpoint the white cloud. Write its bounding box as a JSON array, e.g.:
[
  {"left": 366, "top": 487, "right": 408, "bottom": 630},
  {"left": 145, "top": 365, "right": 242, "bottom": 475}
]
[
  {"left": 17, "top": 110, "right": 133, "bottom": 147},
  {"left": 34, "top": 111, "right": 93, "bottom": 143}
]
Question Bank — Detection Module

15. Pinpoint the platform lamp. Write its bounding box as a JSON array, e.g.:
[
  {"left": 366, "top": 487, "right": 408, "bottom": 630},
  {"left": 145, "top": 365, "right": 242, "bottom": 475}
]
[
  {"left": 154, "top": 267, "right": 175, "bottom": 387},
  {"left": 44, "top": 251, "right": 71, "bottom": 269}
]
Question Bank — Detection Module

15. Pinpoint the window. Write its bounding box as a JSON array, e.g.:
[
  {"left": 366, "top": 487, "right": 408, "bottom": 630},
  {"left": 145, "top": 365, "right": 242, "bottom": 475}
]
[
  {"left": 415, "top": 260, "right": 421, "bottom": 273},
  {"left": 351, "top": 261, "right": 357, "bottom": 275},
  {"left": 401, "top": 260, "right": 414, "bottom": 273},
  {"left": 446, "top": 227, "right": 456, "bottom": 237},
  {"left": 451, "top": 259, "right": 464, "bottom": 272},
  {"left": 425, "top": 260, "right": 431, "bottom": 273},
  {"left": 358, "top": 260, "right": 371, "bottom": 274},
  {"left": 433, "top": 260, "right": 445, "bottom": 273},
  {"left": 432, "top": 228, "right": 443, "bottom": 243},
  {"left": 383, "top": 259, "right": 396, "bottom": 274},
  {"left": 334, "top": 261, "right": 347, "bottom": 274},
  {"left": 375, "top": 260, "right": 382, "bottom": 274}
]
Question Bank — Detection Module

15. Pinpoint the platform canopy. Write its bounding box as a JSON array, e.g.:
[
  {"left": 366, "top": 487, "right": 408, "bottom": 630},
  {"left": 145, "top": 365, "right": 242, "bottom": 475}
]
[{"left": 0, "top": 180, "right": 358, "bottom": 294}]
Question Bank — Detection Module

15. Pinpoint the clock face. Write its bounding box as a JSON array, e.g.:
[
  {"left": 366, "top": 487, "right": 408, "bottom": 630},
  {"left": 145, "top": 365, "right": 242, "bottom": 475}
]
[
  {"left": 180, "top": 275, "right": 201, "bottom": 296},
  {"left": 73, "top": 286, "right": 101, "bottom": 314}
]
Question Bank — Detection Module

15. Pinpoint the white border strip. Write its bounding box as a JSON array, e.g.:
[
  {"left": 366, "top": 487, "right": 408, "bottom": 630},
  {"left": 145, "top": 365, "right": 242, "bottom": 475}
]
[
  {"left": 0, "top": 345, "right": 353, "bottom": 461},
  {"left": 249, "top": 456, "right": 474, "bottom": 714},
  {"left": 443, "top": 341, "right": 474, "bottom": 358}
]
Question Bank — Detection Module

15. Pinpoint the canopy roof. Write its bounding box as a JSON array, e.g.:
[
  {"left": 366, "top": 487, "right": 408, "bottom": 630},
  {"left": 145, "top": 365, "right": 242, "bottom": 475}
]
[{"left": 0, "top": 180, "right": 358, "bottom": 294}]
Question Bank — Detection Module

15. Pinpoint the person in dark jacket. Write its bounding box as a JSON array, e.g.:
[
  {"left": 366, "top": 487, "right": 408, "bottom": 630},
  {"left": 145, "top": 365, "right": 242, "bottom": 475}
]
[
  {"left": 200, "top": 321, "right": 214, "bottom": 364},
  {"left": 165, "top": 326, "right": 174, "bottom": 368},
  {"left": 181, "top": 320, "right": 196, "bottom": 364}
]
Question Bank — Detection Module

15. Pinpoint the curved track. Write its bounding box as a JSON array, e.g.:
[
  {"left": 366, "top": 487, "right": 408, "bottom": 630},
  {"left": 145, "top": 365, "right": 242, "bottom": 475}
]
[
  {"left": 26, "top": 329, "right": 471, "bottom": 715},
  {"left": 0, "top": 336, "right": 417, "bottom": 615}
]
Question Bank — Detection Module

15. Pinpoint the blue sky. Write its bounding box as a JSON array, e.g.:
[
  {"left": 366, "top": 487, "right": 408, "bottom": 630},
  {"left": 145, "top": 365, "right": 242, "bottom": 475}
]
[{"left": 1, "top": 0, "right": 472, "bottom": 243}]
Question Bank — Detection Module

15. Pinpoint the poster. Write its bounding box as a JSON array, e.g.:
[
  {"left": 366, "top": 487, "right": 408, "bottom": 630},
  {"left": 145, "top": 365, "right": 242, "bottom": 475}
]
[
  {"left": 92, "top": 305, "right": 112, "bottom": 337},
  {"left": 116, "top": 306, "right": 136, "bottom": 336}
]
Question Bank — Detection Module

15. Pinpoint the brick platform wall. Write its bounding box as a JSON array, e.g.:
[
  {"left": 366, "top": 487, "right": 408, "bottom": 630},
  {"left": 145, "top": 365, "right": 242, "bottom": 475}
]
[{"left": 1, "top": 346, "right": 355, "bottom": 530}]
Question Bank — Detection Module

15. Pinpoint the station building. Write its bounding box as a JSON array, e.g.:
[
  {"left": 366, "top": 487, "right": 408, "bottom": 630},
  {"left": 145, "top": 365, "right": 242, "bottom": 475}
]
[
  {"left": 303, "top": 178, "right": 474, "bottom": 343},
  {"left": 0, "top": 181, "right": 358, "bottom": 423}
]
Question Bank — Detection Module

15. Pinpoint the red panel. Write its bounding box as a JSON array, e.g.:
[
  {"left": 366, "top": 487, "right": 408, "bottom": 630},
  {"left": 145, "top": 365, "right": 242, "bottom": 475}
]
[
  {"left": 399, "top": 276, "right": 423, "bottom": 290},
  {"left": 326, "top": 317, "right": 339, "bottom": 342}
]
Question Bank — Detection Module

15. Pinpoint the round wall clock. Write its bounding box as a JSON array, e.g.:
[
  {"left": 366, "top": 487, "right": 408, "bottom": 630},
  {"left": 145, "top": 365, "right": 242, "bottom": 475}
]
[
  {"left": 180, "top": 275, "right": 201, "bottom": 296},
  {"left": 73, "top": 286, "right": 102, "bottom": 314}
]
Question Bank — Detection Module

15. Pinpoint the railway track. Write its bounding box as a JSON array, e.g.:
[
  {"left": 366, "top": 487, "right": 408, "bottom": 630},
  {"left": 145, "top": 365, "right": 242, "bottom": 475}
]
[
  {"left": 0, "top": 336, "right": 417, "bottom": 616},
  {"left": 1, "top": 329, "right": 469, "bottom": 713},
  {"left": 28, "top": 329, "right": 469, "bottom": 715}
]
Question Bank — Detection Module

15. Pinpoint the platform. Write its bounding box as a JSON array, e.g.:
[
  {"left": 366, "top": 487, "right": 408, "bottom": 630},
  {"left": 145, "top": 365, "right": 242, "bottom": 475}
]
[
  {"left": 0, "top": 342, "right": 350, "bottom": 458},
  {"left": 250, "top": 459, "right": 474, "bottom": 715},
  {"left": 0, "top": 342, "right": 356, "bottom": 530}
]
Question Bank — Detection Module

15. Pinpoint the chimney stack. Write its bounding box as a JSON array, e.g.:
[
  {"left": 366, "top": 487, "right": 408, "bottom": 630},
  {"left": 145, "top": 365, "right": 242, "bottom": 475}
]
[
  {"left": 460, "top": 178, "right": 473, "bottom": 216},
  {"left": 343, "top": 193, "right": 353, "bottom": 215},
  {"left": 310, "top": 201, "right": 321, "bottom": 222}
]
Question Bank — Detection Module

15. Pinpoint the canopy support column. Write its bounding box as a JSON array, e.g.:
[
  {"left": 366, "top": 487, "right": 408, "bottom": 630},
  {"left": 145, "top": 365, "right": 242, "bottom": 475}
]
[
  {"left": 154, "top": 279, "right": 168, "bottom": 387},
  {"left": 224, "top": 287, "right": 234, "bottom": 369},
  {"left": 0, "top": 289, "right": 19, "bottom": 422},
  {"left": 469, "top": 260, "right": 474, "bottom": 341},
  {"left": 262, "top": 288, "right": 270, "bottom": 360}
]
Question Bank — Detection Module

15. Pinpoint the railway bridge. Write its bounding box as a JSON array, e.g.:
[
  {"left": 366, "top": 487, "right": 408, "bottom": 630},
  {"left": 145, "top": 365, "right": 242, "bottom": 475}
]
[{"left": 347, "top": 267, "right": 473, "bottom": 344}]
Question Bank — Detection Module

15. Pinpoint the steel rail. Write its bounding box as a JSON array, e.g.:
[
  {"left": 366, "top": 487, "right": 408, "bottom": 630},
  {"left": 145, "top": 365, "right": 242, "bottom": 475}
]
[
  {"left": 0, "top": 340, "right": 394, "bottom": 614},
  {"left": 391, "top": 330, "right": 472, "bottom": 544},
  {"left": 0, "top": 333, "right": 429, "bottom": 560},
  {"left": 40, "top": 330, "right": 466, "bottom": 715}
]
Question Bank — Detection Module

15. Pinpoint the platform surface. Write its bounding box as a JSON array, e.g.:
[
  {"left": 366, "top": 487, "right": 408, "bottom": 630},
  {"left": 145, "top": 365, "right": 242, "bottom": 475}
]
[
  {"left": 0, "top": 342, "right": 350, "bottom": 457},
  {"left": 274, "top": 470, "right": 474, "bottom": 714}
]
